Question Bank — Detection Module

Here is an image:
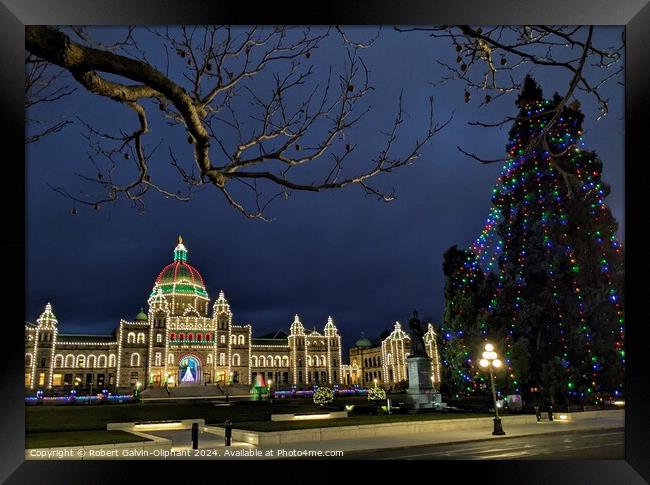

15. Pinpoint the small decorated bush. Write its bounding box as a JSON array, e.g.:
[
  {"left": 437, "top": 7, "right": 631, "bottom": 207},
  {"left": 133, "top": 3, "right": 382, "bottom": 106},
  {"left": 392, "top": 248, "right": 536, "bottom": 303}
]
[
  {"left": 368, "top": 386, "right": 387, "bottom": 402},
  {"left": 313, "top": 386, "right": 334, "bottom": 406}
]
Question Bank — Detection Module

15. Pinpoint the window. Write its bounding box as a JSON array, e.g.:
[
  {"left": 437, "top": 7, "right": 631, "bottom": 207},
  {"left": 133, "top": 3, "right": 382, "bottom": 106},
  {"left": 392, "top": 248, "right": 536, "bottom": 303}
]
[
  {"left": 167, "top": 353, "right": 175, "bottom": 364},
  {"left": 260, "top": 356, "right": 266, "bottom": 367},
  {"left": 197, "top": 334, "right": 203, "bottom": 342},
  {"left": 282, "top": 356, "right": 289, "bottom": 367},
  {"left": 127, "top": 332, "right": 136, "bottom": 344},
  {"left": 233, "top": 354, "right": 241, "bottom": 366},
  {"left": 205, "top": 333, "right": 212, "bottom": 342},
  {"left": 65, "top": 355, "right": 75, "bottom": 368},
  {"left": 307, "top": 355, "right": 312, "bottom": 366},
  {"left": 220, "top": 335, "right": 225, "bottom": 344},
  {"left": 64, "top": 373, "right": 73, "bottom": 385},
  {"left": 155, "top": 352, "right": 162, "bottom": 366},
  {"left": 52, "top": 373, "right": 62, "bottom": 386},
  {"left": 40, "top": 357, "right": 46, "bottom": 368},
  {"left": 76, "top": 355, "right": 86, "bottom": 368},
  {"left": 232, "top": 371, "right": 239, "bottom": 383},
  {"left": 219, "top": 353, "right": 225, "bottom": 366},
  {"left": 267, "top": 356, "right": 273, "bottom": 367},
  {"left": 87, "top": 355, "right": 96, "bottom": 368},
  {"left": 179, "top": 333, "right": 185, "bottom": 341},
  {"left": 230, "top": 335, "right": 236, "bottom": 344},
  {"left": 97, "top": 355, "right": 106, "bottom": 367},
  {"left": 170, "top": 332, "right": 176, "bottom": 340},
  {"left": 130, "top": 353, "right": 141, "bottom": 367},
  {"left": 109, "top": 354, "right": 116, "bottom": 367},
  {"left": 137, "top": 332, "right": 146, "bottom": 344},
  {"left": 207, "top": 354, "right": 213, "bottom": 365},
  {"left": 298, "top": 371, "right": 303, "bottom": 383},
  {"left": 25, "top": 354, "right": 32, "bottom": 367},
  {"left": 333, "top": 371, "right": 337, "bottom": 382},
  {"left": 238, "top": 335, "right": 245, "bottom": 345},
  {"left": 313, "top": 355, "right": 320, "bottom": 367},
  {"left": 38, "top": 372, "right": 45, "bottom": 386},
  {"left": 275, "top": 356, "right": 281, "bottom": 367},
  {"left": 156, "top": 333, "right": 163, "bottom": 343},
  {"left": 55, "top": 355, "right": 63, "bottom": 368},
  {"left": 187, "top": 333, "right": 194, "bottom": 341}
]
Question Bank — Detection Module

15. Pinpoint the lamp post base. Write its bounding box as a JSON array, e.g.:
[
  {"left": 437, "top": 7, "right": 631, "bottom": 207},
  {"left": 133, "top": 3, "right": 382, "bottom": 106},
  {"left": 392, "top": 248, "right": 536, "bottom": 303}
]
[{"left": 492, "top": 417, "right": 506, "bottom": 435}]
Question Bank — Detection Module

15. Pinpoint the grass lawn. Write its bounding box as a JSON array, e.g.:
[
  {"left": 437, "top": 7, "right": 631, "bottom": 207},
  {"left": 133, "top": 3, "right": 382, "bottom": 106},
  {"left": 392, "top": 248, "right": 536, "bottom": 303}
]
[
  {"left": 26, "top": 430, "right": 149, "bottom": 449},
  {"left": 226, "top": 412, "right": 494, "bottom": 432},
  {"left": 25, "top": 396, "right": 371, "bottom": 433}
]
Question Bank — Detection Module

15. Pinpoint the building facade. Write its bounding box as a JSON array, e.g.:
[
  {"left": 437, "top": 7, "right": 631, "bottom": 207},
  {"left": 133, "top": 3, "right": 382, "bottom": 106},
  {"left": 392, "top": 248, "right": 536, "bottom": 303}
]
[
  {"left": 344, "top": 322, "right": 442, "bottom": 389},
  {"left": 25, "top": 237, "right": 343, "bottom": 391}
]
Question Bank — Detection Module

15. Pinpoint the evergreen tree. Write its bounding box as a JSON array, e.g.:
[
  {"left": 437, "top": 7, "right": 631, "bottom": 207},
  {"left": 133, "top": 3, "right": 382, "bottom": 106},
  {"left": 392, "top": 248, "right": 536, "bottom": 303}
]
[{"left": 445, "top": 76, "right": 624, "bottom": 405}]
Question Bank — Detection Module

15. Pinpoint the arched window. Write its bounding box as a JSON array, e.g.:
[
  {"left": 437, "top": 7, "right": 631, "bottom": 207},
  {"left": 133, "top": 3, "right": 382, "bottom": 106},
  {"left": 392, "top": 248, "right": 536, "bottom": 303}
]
[
  {"left": 187, "top": 333, "right": 194, "bottom": 341},
  {"left": 98, "top": 355, "right": 106, "bottom": 368},
  {"left": 282, "top": 356, "right": 289, "bottom": 367},
  {"left": 267, "top": 356, "right": 273, "bottom": 367},
  {"left": 87, "top": 355, "right": 96, "bottom": 368},
  {"left": 167, "top": 353, "right": 175, "bottom": 364},
  {"left": 54, "top": 354, "right": 63, "bottom": 368},
  {"left": 65, "top": 354, "right": 75, "bottom": 368},
  {"left": 205, "top": 333, "right": 212, "bottom": 342},
  {"left": 197, "top": 334, "right": 203, "bottom": 342},
  {"left": 109, "top": 354, "right": 116, "bottom": 367},
  {"left": 377, "top": 357, "right": 381, "bottom": 366},
  {"left": 220, "top": 335, "right": 226, "bottom": 344},
  {"left": 137, "top": 332, "right": 146, "bottom": 344},
  {"left": 25, "top": 354, "right": 32, "bottom": 367},
  {"left": 127, "top": 332, "right": 136, "bottom": 344},
  {"left": 364, "top": 358, "right": 368, "bottom": 367},
  {"left": 76, "top": 355, "right": 86, "bottom": 368},
  {"left": 238, "top": 335, "right": 245, "bottom": 345},
  {"left": 260, "top": 356, "right": 266, "bottom": 367},
  {"left": 233, "top": 354, "right": 241, "bottom": 366},
  {"left": 207, "top": 354, "right": 213, "bottom": 365},
  {"left": 131, "top": 353, "right": 140, "bottom": 367},
  {"left": 219, "top": 353, "right": 225, "bottom": 366},
  {"left": 321, "top": 355, "right": 326, "bottom": 367},
  {"left": 155, "top": 352, "right": 162, "bottom": 366},
  {"left": 313, "top": 355, "right": 320, "bottom": 367},
  {"left": 170, "top": 332, "right": 176, "bottom": 340},
  {"left": 274, "top": 356, "right": 281, "bottom": 367},
  {"left": 156, "top": 333, "right": 163, "bottom": 343},
  {"left": 251, "top": 355, "right": 258, "bottom": 367},
  {"left": 307, "top": 355, "right": 312, "bottom": 366},
  {"left": 230, "top": 335, "right": 237, "bottom": 344},
  {"left": 179, "top": 333, "right": 185, "bottom": 341}
]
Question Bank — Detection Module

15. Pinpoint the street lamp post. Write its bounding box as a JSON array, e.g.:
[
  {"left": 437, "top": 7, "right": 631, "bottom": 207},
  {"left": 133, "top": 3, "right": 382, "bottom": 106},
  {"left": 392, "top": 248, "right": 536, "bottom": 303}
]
[{"left": 480, "top": 343, "right": 506, "bottom": 436}]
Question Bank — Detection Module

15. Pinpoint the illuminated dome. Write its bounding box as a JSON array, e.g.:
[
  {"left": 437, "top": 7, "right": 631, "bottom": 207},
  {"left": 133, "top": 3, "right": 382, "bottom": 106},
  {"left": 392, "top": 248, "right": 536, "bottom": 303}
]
[{"left": 150, "top": 236, "right": 209, "bottom": 316}]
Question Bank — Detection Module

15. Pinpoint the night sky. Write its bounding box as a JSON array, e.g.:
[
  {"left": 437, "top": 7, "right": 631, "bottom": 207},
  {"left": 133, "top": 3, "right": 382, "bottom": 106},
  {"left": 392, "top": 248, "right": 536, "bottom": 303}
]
[{"left": 26, "top": 27, "right": 624, "bottom": 354}]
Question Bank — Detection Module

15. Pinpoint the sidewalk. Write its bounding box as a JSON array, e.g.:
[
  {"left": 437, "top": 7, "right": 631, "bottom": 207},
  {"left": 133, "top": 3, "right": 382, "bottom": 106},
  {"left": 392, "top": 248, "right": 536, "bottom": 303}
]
[{"left": 145, "top": 410, "right": 623, "bottom": 459}]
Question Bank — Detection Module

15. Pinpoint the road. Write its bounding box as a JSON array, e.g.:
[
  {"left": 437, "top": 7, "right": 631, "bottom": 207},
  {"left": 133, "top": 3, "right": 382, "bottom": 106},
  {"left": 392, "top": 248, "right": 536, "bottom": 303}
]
[{"left": 343, "top": 429, "right": 624, "bottom": 460}]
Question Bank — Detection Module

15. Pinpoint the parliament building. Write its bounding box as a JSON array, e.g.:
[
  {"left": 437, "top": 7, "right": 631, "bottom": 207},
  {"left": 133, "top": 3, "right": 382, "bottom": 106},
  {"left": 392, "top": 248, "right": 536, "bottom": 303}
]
[{"left": 25, "top": 237, "right": 441, "bottom": 392}]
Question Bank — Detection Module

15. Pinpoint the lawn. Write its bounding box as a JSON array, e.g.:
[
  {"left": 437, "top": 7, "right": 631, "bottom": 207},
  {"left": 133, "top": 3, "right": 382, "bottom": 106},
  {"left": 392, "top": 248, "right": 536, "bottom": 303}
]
[
  {"left": 25, "top": 396, "right": 370, "bottom": 433},
  {"left": 26, "top": 430, "right": 149, "bottom": 449},
  {"left": 226, "top": 412, "right": 493, "bottom": 432}
]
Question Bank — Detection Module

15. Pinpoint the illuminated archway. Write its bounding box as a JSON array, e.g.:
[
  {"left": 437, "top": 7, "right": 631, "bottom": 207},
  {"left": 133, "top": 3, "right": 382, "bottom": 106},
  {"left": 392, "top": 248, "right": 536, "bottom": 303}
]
[{"left": 178, "top": 354, "right": 202, "bottom": 385}]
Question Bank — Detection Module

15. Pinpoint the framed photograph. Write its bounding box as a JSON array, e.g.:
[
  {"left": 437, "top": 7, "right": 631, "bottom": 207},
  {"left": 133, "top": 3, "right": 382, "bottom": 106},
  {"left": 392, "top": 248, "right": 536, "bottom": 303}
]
[{"left": 2, "top": 0, "right": 649, "bottom": 482}]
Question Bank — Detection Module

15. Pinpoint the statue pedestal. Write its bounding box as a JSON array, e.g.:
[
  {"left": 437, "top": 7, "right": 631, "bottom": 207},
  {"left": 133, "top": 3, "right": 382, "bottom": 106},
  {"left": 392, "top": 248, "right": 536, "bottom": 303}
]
[{"left": 403, "top": 355, "right": 442, "bottom": 410}]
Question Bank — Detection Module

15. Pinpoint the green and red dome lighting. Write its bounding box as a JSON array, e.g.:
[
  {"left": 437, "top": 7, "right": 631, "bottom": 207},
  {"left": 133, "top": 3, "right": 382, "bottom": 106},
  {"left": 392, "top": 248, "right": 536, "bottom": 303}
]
[{"left": 150, "top": 236, "right": 209, "bottom": 316}]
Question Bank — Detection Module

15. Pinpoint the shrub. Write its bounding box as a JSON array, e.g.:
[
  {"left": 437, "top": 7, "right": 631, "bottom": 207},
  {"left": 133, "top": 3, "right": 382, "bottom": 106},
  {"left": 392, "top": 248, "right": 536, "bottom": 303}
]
[
  {"left": 313, "top": 386, "right": 334, "bottom": 406},
  {"left": 368, "top": 386, "right": 387, "bottom": 402}
]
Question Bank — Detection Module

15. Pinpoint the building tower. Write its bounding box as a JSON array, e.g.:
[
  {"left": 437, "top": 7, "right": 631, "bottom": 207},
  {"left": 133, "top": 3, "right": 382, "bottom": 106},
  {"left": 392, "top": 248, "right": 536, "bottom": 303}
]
[
  {"left": 31, "top": 303, "right": 58, "bottom": 389},
  {"left": 289, "top": 314, "right": 305, "bottom": 385}
]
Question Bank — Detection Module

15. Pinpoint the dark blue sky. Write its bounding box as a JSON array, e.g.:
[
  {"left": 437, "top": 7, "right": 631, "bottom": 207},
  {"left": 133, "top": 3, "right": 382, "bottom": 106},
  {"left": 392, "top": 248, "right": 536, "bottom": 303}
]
[{"left": 26, "top": 27, "right": 624, "bottom": 353}]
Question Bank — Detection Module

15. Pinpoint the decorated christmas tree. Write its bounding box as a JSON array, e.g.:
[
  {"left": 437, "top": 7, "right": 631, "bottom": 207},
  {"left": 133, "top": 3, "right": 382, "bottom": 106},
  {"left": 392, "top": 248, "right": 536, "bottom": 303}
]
[{"left": 445, "top": 76, "right": 624, "bottom": 405}]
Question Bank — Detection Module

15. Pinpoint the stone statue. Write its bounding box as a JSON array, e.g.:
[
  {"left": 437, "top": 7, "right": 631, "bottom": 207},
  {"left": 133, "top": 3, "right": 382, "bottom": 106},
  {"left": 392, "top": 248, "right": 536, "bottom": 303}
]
[{"left": 408, "top": 310, "right": 427, "bottom": 357}]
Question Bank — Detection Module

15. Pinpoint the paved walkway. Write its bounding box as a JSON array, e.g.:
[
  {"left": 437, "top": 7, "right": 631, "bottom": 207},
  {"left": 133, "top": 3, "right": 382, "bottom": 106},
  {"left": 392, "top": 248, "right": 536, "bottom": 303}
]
[{"left": 142, "top": 411, "right": 624, "bottom": 459}]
